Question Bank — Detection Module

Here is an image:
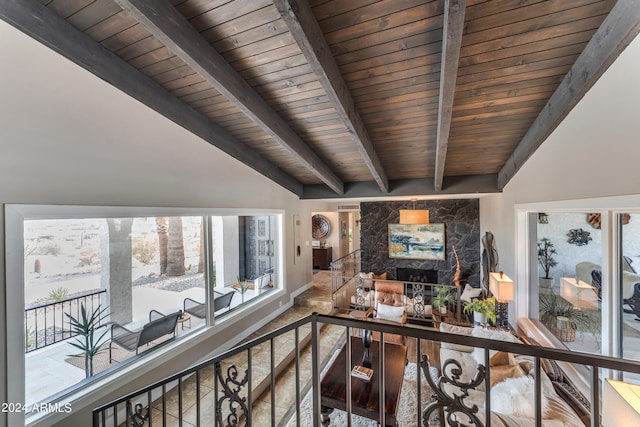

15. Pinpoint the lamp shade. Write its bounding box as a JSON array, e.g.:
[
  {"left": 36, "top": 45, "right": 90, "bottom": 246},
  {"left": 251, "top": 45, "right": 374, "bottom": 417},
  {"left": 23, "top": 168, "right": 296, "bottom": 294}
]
[
  {"left": 399, "top": 209, "right": 429, "bottom": 224},
  {"left": 560, "top": 277, "right": 598, "bottom": 309},
  {"left": 603, "top": 379, "right": 640, "bottom": 426},
  {"left": 489, "top": 271, "right": 514, "bottom": 302}
]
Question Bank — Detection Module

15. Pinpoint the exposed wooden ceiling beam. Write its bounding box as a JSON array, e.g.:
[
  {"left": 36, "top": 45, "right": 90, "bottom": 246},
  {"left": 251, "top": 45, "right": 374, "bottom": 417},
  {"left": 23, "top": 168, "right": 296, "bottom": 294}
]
[
  {"left": 274, "top": 0, "right": 389, "bottom": 194},
  {"left": 114, "top": 0, "right": 345, "bottom": 195},
  {"left": 302, "top": 174, "right": 500, "bottom": 199},
  {"left": 434, "top": 0, "right": 467, "bottom": 192},
  {"left": 0, "top": 0, "right": 304, "bottom": 197},
  {"left": 497, "top": 0, "right": 640, "bottom": 189}
]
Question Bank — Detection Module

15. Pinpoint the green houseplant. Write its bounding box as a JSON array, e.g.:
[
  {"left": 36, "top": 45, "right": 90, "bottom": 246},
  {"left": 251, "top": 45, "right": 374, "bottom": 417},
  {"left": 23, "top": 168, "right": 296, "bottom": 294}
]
[
  {"left": 538, "top": 238, "right": 558, "bottom": 288},
  {"left": 432, "top": 285, "right": 456, "bottom": 314},
  {"left": 463, "top": 296, "right": 497, "bottom": 325},
  {"left": 235, "top": 276, "right": 250, "bottom": 303},
  {"left": 539, "top": 293, "right": 600, "bottom": 344},
  {"left": 65, "top": 303, "right": 110, "bottom": 378}
]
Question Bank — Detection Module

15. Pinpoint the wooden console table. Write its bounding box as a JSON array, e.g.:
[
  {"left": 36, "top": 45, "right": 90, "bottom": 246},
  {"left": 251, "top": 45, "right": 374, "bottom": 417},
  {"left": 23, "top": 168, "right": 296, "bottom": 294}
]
[{"left": 313, "top": 246, "right": 332, "bottom": 269}]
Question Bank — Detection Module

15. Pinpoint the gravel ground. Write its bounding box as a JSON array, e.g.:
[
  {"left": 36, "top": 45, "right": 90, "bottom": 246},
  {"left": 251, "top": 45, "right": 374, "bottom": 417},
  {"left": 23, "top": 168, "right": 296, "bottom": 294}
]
[
  {"left": 26, "top": 272, "right": 205, "bottom": 309},
  {"left": 133, "top": 271, "right": 206, "bottom": 292}
]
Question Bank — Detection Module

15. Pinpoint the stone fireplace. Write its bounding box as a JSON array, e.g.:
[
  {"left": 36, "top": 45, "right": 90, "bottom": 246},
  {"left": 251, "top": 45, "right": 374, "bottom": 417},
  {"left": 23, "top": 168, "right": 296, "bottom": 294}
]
[
  {"left": 396, "top": 267, "right": 438, "bottom": 284},
  {"left": 359, "top": 199, "right": 480, "bottom": 287}
]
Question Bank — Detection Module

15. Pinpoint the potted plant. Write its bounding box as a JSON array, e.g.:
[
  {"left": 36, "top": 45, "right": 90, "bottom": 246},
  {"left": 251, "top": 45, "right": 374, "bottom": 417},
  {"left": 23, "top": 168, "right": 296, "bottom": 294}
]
[
  {"left": 539, "top": 293, "right": 600, "bottom": 343},
  {"left": 432, "top": 285, "right": 456, "bottom": 314},
  {"left": 235, "top": 276, "right": 250, "bottom": 303},
  {"left": 65, "top": 303, "right": 110, "bottom": 378},
  {"left": 538, "top": 238, "right": 558, "bottom": 289},
  {"left": 463, "top": 296, "right": 497, "bottom": 325}
]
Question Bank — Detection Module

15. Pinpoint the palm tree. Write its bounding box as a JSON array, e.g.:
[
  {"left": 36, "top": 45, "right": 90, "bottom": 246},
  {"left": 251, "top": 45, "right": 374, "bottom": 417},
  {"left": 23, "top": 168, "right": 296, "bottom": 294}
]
[
  {"left": 198, "top": 218, "right": 205, "bottom": 274},
  {"left": 155, "top": 217, "right": 168, "bottom": 275},
  {"left": 166, "top": 217, "right": 185, "bottom": 276}
]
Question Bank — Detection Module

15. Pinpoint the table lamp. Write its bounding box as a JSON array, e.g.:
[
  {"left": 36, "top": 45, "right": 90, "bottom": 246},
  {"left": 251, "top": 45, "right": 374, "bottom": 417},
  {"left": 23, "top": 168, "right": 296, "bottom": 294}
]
[
  {"left": 489, "top": 271, "right": 514, "bottom": 329},
  {"left": 603, "top": 378, "right": 640, "bottom": 426},
  {"left": 560, "top": 277, "right": 598, "bottom": 309}
]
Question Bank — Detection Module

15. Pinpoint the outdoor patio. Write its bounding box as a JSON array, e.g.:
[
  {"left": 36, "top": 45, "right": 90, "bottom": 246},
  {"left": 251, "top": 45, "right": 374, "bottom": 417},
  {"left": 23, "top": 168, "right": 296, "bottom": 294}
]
[{"left": 24, "top": 282, "right": 269, "bottom": 405}]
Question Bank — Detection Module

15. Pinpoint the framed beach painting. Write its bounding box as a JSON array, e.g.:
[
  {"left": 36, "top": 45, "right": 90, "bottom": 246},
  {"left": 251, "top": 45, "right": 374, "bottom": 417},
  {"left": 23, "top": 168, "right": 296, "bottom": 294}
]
[{"left": 388, "top": 223, "right": 445, "bottom": 260}]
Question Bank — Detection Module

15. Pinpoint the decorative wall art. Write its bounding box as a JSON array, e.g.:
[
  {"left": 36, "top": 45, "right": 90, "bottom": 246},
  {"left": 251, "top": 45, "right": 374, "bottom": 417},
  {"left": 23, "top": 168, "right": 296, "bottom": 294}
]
[
  {"left": 388, "top": 223, "right": 445, "bottom": 260},
  {"left": 587, "top": 213, "right": 630, "bottom": 229},
  {"left": 586, "top": 213, "right": 601, "bottom": 229},
  {"left": 312, "top": 214, "right": 331, "bottom": 239},
  {"left": 567, "top": 228, "right": 592, "bottom": 246}
]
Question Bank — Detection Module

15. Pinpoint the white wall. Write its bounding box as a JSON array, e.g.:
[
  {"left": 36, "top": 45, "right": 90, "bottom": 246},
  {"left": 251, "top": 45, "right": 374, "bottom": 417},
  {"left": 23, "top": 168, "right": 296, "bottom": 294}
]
[
  {"left": 0, "top": 21, "right": 326, "bottom": 427},
  {"left": 537, "top": 212, "right": 603, "bottom": 281},
  {"left": 480, "top": 33, "right": 640, "bottom": 319},
  {"left": 4, "top": 11, "right": 640, "bottom": 426}
]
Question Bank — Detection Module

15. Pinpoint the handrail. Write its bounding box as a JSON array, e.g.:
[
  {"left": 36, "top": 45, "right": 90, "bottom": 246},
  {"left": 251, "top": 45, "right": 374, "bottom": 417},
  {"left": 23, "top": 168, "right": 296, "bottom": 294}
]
[
  {"left": 25, "top": 289, "right": 107, "bottom": 352},
  {"left": 329, "top": 248, "right": 363, "bottom": 270},
  {"left": 25, "top": 288, "right": 106, "bottom": 311},
  {"left": 330, "top": 249, "right": 362, "bottom": 296},
  {"left": 93, "top": 313, "right": 640, "bottom": 427}
]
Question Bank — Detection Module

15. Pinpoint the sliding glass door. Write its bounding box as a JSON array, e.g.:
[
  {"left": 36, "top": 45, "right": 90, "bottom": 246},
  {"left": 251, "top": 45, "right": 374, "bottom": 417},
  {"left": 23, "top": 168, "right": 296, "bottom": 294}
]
[{"left": 531, "top": 212, "right": 602, "bottom": 354}]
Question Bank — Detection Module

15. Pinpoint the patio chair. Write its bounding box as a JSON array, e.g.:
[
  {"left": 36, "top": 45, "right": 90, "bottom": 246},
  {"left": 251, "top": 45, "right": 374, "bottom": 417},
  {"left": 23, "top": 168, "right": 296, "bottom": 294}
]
[
  {"left": 109, "top": 309, "right": 181, "bottom": 361},
  {"left": 624, "top": 282, "right": 640, "bottom": 320},
  {"left": 183, "top": 291, "right": 235, "bottom": 319}
]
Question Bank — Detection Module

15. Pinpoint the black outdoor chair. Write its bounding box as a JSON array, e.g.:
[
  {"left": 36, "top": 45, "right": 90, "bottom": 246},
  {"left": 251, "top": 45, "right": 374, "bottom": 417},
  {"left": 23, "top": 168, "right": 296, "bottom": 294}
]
[
  {"left": 183, "top": 291, "right": 234, "bottom": 319},
  {"left": 623, "top": 282, "right": 640, "bottom": 321},
  {"left": 109, "top": 309, "right": 181, "bottom": 361}
]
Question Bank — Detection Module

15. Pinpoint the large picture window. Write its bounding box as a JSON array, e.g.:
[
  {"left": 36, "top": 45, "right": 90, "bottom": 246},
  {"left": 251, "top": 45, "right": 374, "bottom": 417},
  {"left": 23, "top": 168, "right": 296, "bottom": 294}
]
[
  {"left": 531, "top": 212, "right": 602, "bottom": 354},
  {"left": 519, "top": 205, "right": 640, "bottom": 386},
  {"left": 5, "top": 205, "right": 282, "bottom": 416}
]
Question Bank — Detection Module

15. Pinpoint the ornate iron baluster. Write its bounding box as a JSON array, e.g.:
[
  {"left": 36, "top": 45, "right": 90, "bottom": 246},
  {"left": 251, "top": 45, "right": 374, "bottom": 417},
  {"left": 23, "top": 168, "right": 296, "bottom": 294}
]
[
  {"left": 215, "top": 362, "right": 249, "bottom": 427},
  {"left": 127, "top": 401, "right": 150, "bottom": 427},
  {"left": 412, "top": 283, "right": 426, "bottom": 318},
  {"left": 421, "top": 354, "right": 486, "bottom": 427},
  {"left": 354, "top": 276, "right": 366, "bottom": 310}
]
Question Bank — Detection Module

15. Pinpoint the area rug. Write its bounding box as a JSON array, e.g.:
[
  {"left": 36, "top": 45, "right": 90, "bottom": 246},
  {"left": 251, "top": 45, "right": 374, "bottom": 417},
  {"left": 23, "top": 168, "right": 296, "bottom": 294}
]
[
  {"left": 64, "top": 347, "right": 133, "bottom": 375},
  {"left": 285, "top": 362, "right": 440, "bottom": 427}
]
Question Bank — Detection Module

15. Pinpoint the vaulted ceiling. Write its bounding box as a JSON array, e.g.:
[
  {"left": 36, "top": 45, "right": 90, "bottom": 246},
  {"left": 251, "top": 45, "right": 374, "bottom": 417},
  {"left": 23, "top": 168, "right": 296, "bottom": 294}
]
[{"left": 2, "top": 0, "right": 639, "bottom": 199}]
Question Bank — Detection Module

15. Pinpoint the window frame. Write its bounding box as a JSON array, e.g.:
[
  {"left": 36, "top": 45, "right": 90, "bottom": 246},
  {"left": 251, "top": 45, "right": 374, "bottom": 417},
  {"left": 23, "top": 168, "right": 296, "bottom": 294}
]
[
  {"left": 514, "top": 200, "right": 640, "bottom": 369},
  {"left": 4, "top": 204, "right": 285, "bottom": 426},
  {"left": 515, "top": 205, "right": 620, "bottom": 356}
]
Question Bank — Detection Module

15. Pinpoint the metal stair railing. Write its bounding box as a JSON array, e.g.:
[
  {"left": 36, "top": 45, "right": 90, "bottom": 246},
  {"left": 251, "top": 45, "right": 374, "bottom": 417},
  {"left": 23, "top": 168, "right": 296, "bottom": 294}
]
[{"left": 93, "top": 313, "right": 640, "bottom": 427}]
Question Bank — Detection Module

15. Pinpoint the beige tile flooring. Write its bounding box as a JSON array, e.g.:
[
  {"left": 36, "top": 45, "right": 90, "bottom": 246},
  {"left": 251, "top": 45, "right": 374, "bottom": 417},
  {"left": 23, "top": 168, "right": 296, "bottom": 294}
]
[{"left": 130, "top": 270, "right": 344, "bottom": 427}]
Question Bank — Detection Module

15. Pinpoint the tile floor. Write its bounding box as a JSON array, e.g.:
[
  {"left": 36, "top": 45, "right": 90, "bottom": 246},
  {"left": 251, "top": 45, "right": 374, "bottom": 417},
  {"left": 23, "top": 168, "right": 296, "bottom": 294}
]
[{"left": 107, "top": 270, "right": 340, "bottom": 427}]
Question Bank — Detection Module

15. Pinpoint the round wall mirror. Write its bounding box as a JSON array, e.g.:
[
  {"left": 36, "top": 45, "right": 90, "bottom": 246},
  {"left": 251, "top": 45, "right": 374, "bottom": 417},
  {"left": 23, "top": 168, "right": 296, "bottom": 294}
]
[{"left": 312, "top": 214, "right": 331, "bottom": 239}]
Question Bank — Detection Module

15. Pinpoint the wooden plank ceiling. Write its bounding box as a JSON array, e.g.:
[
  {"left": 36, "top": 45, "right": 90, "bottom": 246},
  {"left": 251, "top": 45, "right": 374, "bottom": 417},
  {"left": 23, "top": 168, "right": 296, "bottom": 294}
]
[{"left": 2, "top": 0, "right": 640, "bottom": 198}]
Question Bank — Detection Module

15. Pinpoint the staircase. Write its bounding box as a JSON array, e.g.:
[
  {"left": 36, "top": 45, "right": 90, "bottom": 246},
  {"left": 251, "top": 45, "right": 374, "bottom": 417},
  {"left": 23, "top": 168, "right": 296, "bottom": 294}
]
[
  {"left": 253, "top": 273, "right": 340, "bottom": 426},
  {"left": 293, "top": 286, "right": 333, "bottom": 312}
]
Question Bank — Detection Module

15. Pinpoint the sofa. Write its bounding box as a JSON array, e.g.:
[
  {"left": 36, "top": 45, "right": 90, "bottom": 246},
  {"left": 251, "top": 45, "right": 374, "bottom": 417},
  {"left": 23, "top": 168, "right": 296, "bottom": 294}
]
[
  {"left": 435, "top": 323, "right": 586, "bottom": 426},
  {"left": 575, "top": 259, "right": 640, "bottom": 299}
]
